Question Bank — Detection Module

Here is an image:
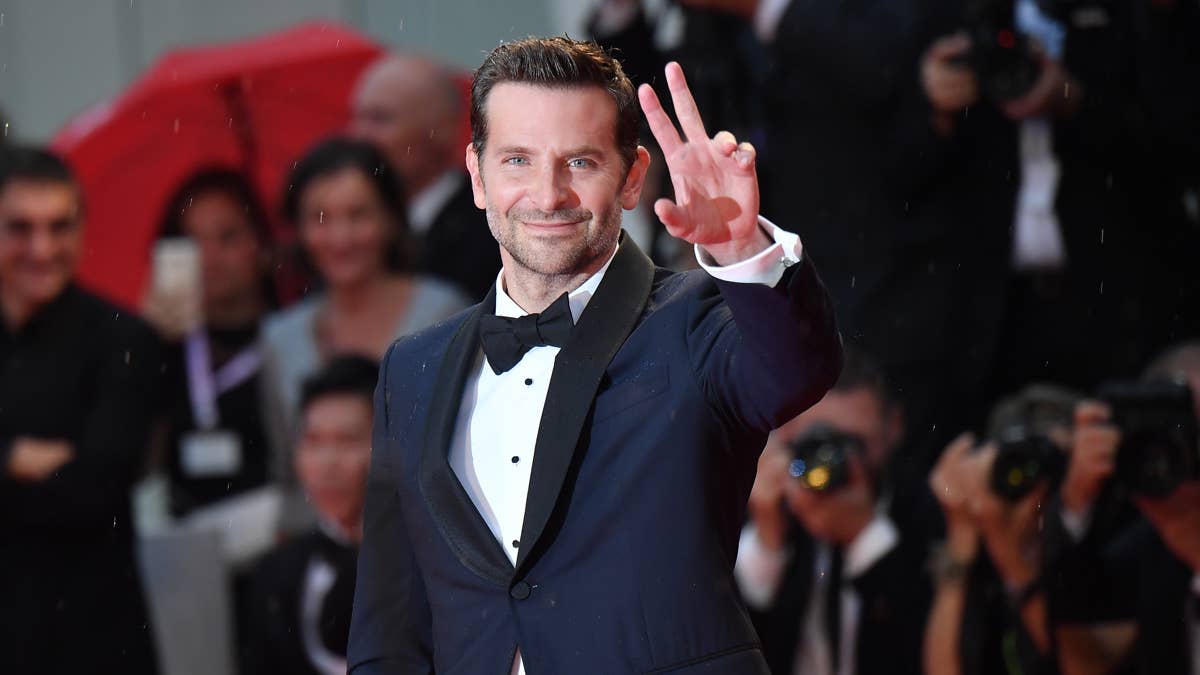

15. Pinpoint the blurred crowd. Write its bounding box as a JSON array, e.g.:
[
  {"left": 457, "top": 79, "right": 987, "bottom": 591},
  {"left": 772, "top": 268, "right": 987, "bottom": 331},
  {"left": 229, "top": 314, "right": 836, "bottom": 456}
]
[{"left": 1, "top": 0, "right": 1199, "bottom": 673}]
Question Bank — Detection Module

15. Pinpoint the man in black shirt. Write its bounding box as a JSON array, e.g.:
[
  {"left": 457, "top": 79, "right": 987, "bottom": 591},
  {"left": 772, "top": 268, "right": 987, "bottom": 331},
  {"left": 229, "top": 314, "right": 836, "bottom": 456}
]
[{"left": 0, "top": 146, "right": 161, "bottom": 675}]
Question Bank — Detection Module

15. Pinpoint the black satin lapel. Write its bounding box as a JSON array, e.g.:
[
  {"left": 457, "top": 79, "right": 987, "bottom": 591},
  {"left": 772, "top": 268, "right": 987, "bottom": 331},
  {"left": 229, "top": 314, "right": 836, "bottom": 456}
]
[
  {"left": 515, "top": 235, "right": 656, "bottom": 572},
  {"left": 418, "top": 289, "right": 515, "bottom": 585}
]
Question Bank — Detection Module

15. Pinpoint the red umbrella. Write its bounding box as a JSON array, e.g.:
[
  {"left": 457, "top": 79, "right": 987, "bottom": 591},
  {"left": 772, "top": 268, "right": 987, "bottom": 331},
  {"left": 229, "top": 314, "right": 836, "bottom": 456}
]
[{"left": 52, "top": 21, "right": 385, "bottom": 309}]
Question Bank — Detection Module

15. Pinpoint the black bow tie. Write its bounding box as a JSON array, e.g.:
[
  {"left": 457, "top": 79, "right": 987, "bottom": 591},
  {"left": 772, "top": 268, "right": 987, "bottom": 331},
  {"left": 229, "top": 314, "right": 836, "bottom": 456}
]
[{"left": 479, "top": 293, "right": 574, "bottom": 375}]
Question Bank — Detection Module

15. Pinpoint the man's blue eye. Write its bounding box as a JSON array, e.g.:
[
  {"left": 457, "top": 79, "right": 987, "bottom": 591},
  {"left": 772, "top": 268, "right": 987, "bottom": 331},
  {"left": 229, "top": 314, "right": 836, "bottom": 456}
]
[
  {"left": 568, "top": 158, "right": 591, "bottom": 168},
  {"left": 505, "top": 156, "right": 527, "bottom": 165}
]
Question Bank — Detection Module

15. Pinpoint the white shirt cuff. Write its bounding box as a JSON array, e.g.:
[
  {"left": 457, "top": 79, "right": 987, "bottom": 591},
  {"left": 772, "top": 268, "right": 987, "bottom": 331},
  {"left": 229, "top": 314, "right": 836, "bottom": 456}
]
[
  {"left": 1058, "top": 506, "right": 1092, "bottom": 542},
  {"left": 695, "top": 216, "right": 803, "bottom": 287},
  {"left": 753, "top": 0, "right": 792, "bottom": 43},
  {"left": 734, "top": 523, "right": 789, "bottom": 610},
  {"left": 844, "top": 513, "right": 899, "bottom": 579},
  {"left": 1191, "top": 573, "right": 1200, "bottom": 596}
]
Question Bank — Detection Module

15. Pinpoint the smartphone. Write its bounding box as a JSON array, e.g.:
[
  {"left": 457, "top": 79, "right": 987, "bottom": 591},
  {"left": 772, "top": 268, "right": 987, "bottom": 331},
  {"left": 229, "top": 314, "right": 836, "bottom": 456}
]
[{"left": 152, "top": 238, "right": 203, "bottom": 331}]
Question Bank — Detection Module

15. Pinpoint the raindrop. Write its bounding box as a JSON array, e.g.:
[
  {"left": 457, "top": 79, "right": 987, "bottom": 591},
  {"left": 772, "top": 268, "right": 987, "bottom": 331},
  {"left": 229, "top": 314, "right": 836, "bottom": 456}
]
[
  {"left": 850, "top": 276, "right": 856, "bottom": 289},
  {"left": 1100, "top": 228, "right": 1104, "bottom": 244},
  {"left": 173, "top": 118, "right": 180, "bottom": 134},
  {"left": 0, "top": 13, "right": 5, "bottom": 27},
  {"left": 1099, "top": 281, "right": 1104, "bottom": 295},
  {"left": 319, "top": 211, "right": 325, "bottom": 223},
  {"left": 124, "top": 351, "right": 131, "bottom": 365}
]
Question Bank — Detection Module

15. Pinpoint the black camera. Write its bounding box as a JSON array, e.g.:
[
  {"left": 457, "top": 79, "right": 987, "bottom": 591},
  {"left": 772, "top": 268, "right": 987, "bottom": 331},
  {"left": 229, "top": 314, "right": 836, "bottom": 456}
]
[
  {"left": 787, "top": 425, "right": 864, "bottom": 493},
  {"left": 986, "top": 384, "right": 1077, "bottom": 501},
  {"left": 990, "top": 426, "right": 1065, "bottom": 501},
  {"left": 959, "top": 0, "right": 1042, "bottom": 101},
  {"left": 1099, "top": 379, "right": 1199, "bottom": 498}
]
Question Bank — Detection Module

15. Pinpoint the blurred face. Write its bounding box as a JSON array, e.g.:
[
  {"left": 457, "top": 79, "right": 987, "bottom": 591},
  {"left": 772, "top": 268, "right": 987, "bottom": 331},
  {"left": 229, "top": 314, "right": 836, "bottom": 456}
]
[
  {"left": 0, "top": 180, "right": 82, "bottom": 315},
  {"left": 350, "top": 64, "right": 451, "bottom": 191},
  {"left": 776, "top": 387, "right": 902, "bottom": 540},
  {"left": 298, "top": 168, "right": 394, "bottom": 288},
  {"left": 295, "top": 393, "right": 373, "bottom": 528},
  {"left": 774, "top": 387, "right": 898, "bottom": 476},
  {"left": 180, "top": 191, "right": 262, "bottom": 310},
  {"left": 466, "top": 83, "right": 648, "bottom": 280}
]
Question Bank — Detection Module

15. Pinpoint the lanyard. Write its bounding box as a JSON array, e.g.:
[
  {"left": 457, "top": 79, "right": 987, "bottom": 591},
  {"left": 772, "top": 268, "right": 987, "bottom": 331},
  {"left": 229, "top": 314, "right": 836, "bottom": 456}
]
[{"left": 185, "top": 329, "right": 262, "bottom": 430}]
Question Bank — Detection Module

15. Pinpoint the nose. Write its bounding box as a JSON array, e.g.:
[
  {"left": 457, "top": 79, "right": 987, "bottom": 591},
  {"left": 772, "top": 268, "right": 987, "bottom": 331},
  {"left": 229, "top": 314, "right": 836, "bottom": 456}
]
[
  {"left": 28, "top": 227, "right": 56, "bottom": 261},
  {"left": 530, "top": 163, "right": 570, "bottom": 212}
]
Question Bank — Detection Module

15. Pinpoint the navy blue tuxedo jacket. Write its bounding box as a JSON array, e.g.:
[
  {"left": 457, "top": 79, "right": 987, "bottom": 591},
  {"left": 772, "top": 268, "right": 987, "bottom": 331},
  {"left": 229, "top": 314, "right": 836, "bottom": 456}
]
[{"left": 348, "top": 235, "right": 842, "bottom": 674}]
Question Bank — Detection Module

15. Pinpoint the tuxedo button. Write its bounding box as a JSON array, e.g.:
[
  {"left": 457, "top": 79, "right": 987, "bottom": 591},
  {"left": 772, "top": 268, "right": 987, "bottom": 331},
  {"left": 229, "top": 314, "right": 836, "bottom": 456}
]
[{"left": 510, "top": 581, "right": 532, "bottom": 600}]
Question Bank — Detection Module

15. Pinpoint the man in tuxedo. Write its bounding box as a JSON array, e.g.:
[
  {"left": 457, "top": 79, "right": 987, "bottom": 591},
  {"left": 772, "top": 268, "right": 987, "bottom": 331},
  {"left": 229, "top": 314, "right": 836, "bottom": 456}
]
[
  {"left": 736, "top": 348, "right": 931, "bottom": 675},
  {"left": 244, "top": 356, "right": 377, "bottom": 675},
  {"left": 351, "top": 54, "right": 501, "bottom": 300},
  {"left": 348, "top": 37, "right": 842, "bottom": 674}
]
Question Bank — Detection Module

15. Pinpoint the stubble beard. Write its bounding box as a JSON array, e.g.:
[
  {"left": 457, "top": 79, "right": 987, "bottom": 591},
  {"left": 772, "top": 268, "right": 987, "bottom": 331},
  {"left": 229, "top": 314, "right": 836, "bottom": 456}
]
[{"left": 486, "top": 202, "right": 622, "bottom": 283}]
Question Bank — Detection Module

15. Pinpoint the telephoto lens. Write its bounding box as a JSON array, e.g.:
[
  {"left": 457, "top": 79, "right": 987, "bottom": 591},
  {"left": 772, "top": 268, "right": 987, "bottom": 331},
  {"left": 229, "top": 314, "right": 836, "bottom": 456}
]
[
  {"left": 989, "top": 426, "right": 1063, "bottom": 501},
  {"left": 787, "top": 425, "right": 864, "bottom": 493},
  {"left": 985, "top": 384, "right": 1079, "bottom": 501}
]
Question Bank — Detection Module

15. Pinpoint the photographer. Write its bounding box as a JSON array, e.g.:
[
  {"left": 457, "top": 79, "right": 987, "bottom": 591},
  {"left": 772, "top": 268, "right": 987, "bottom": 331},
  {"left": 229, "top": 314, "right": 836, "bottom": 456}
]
[
  {"left": 735, "top": 349, "right": 932, "bottom": 675},
  {"left": 921, "top": 0, "right": 1200, "bottom": 400},
  {"left": 925, "top": 385, "right": 1083, "bottom": 675},
  {"left": 1048, "top": 342, "right": 1200, "bottom": 674}
]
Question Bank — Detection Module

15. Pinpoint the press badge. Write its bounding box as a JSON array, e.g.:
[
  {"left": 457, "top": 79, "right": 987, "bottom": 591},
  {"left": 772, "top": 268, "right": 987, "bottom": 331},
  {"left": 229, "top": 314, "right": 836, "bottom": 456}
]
[{"left": 180, "top": 430, "right": 243, "bottom": 477}]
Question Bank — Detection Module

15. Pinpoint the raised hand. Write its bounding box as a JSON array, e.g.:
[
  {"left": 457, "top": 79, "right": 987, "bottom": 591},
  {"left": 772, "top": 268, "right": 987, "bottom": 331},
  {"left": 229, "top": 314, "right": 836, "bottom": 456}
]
[{"left": 639, "top": 62, "right": 769, "bottom": 266}]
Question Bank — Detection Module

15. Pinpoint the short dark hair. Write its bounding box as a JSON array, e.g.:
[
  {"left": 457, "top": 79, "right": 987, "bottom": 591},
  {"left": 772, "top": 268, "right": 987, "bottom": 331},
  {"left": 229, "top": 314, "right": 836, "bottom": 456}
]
[
  {"left": 470, "top": 36, "right": 640, "bottom": 170},
  {"left": 0, "top": 145, "right": 79, "bottom": 200},
  {"left": 300, "top": 355, "right": 381, "bottom": 413},
  {"left": 159, "top": 167, "right": 272, "bottom": 243},
  {"left": 830, "top": 345, "right": 894, "bottom": 410},
  {"left": 282, "top": 136, "right": 411, "bottom": 273}
]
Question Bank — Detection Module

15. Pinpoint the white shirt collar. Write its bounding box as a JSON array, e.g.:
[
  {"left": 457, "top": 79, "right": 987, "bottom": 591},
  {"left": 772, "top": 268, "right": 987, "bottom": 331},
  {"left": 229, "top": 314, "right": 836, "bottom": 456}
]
[
  {"left": 493, "top": 244, "right": 620, "bottom": 324},
  {"left": 407, "top": 170, "right": 464, "bottom": 235}
]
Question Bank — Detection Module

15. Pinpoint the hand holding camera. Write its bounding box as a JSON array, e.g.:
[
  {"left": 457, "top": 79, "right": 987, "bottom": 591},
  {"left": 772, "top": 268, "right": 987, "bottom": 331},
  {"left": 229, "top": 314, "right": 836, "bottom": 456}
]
[
  {"left": 1134, "top": 482, "right": 1200, "bottom": 573},
  {"left": 783, "top": 426, "right": 877, "bottom": 547}
]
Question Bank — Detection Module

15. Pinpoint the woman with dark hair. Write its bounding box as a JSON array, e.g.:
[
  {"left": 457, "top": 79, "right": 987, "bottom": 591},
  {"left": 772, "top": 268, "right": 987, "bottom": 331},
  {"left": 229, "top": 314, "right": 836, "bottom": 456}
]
[
  {"left": 260, "top": 138, "right": 469, "bottom": 493},
  {"left": 143, "top": 167, "right": 277, "bottom": 517}
]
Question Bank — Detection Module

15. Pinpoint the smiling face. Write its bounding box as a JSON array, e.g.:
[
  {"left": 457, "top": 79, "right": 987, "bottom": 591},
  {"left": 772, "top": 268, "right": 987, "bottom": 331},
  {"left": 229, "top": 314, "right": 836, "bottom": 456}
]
[
  {"left": 0, "top": 180, "right": 82, "bottom": 316},
  {"left": 297, "top": 167, "right": 394, "bottom": 289},
  {"left": 466, "top": 83, "right": 648, "bottom": 281}
]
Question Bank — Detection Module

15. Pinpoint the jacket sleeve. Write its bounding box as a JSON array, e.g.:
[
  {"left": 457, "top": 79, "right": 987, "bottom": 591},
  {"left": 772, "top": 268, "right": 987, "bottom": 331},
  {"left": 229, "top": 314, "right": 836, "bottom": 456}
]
[
  {"left": 1, "top": 315, "right": 161, "bottom": 527},
  {"left": 686, "top": 250, "right": 843, "bottom": 434},
  {"left": 348, "top": 344, "right": 435, "bottom": 675}
]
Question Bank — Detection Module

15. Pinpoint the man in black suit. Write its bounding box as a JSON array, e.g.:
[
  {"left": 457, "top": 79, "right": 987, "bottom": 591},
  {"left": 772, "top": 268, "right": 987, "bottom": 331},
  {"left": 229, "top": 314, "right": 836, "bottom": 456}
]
[
  {"left": 244, "top": 356, "right": 378, "bottom": 675},
  {"left": 351, "top": 54, "right": 502, "bottom": 300},
  {"left": 737, "top": 348, "right": 931, "bottom": 675},
  {"left": 0, "top": 147, "right": 161, "bottom": 674},
  {"left": 348, "top": 37, "right": 842, "bottom": 674}
]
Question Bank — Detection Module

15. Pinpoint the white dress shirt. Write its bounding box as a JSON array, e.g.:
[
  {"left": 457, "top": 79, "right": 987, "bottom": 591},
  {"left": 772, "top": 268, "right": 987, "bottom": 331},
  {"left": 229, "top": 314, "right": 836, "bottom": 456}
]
[
  {"left": 734, "top": 514, "right": 900, "bottom": 675},
  {"left": 1012, "top": 0, "right": 1068, "bottom": 271},
  {"left": 447, "top": 218, "right": 801, "bottom": 675}
]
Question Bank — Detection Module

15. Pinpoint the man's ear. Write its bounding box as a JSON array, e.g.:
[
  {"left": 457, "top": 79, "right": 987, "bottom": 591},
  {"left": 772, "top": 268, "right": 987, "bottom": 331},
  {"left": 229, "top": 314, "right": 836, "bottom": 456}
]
[
  {"left": 465, "top": 143, "right": 486, "bottom": 210},
  {"left": 620, "top": 145, "right": 652, "bottom": 211}
]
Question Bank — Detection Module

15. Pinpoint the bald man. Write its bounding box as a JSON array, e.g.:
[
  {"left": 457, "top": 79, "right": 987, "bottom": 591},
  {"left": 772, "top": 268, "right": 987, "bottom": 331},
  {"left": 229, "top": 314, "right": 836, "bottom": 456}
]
[{"left": 351, "top": 55, "right": 501, "bottom": 299}]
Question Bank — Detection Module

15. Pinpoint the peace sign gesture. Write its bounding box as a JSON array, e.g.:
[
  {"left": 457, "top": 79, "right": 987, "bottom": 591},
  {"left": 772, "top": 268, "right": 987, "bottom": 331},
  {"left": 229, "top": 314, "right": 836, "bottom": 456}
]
[{"left": 638, "top": 62, "right": 769, "bottom": 265}]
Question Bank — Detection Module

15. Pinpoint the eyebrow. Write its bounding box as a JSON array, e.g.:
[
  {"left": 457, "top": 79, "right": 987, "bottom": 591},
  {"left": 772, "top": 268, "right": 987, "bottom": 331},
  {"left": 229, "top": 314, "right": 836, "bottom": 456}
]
[{"left": 493, "top": 145, "right": 609, "bottom": 158}]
